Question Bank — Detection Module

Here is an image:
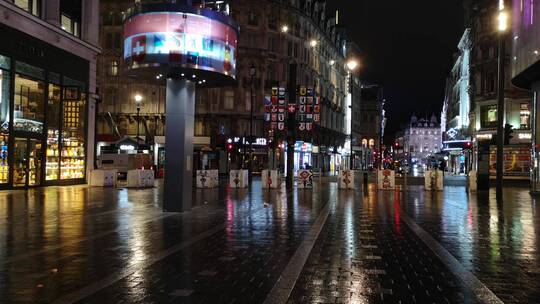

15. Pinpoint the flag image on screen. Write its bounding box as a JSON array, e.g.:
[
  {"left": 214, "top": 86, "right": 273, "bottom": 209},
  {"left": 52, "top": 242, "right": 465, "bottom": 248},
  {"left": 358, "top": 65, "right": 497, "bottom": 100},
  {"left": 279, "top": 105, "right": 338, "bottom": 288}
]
[{"left": 131, "top": 36, "right": 146, "bottom": 62}]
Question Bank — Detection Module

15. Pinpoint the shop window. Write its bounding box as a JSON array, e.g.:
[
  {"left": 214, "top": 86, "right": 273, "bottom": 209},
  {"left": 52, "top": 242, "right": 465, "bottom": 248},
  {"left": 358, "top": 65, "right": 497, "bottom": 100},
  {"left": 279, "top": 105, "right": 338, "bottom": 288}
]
[
  {"left": 107, "top": 61, "right": 119, "bottom": 76},
  {"left": 0, "top": 68, "right": 10, "bottom": 133},
  {"left": 14, "top": 73, "right": 45, "bottom": 133},
  {"left": 46, "top": 84, "right": 61, "bottom": 181},
  {"left": 520, "top": 103, "right": 531, "bottom": 129},
  {"left": 13, "top": 0, "right": 41, "bottom": 17},
  {"left": 60, "top": 77, "right": 86, "bottom": 180},
  {"left": 480, "top": 105, "right": 498, "bottom": 128},
  {"left": 224, "top": 90, "right": 234, "bottom": 110}
]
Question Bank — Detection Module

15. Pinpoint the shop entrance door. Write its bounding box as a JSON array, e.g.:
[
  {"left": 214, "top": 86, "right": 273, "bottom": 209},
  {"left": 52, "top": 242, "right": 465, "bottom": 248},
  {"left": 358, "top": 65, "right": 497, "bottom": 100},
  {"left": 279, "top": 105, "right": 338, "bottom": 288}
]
[{"left": 13, "top": 137, "right": 43, "bottom": 187}]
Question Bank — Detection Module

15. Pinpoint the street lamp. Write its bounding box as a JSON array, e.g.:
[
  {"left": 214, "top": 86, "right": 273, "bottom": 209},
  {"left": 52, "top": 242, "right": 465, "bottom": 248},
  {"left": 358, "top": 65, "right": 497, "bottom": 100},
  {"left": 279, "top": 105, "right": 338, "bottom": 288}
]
[
  {"left": 310, "top": 39, "right": 318, "bottom": 47},
  {"left": 346, "top": 59, "right": 359, "bottom": 170},
  {"left": 134, "top": 94, "right": 143, "bottom": 152},
  {"left": 281, "top": 25, "right": 289, "bottom": 33},
  {"left": 249, "top": 64, "right": 256, "bottom": 181},
  {"left": 496, "top": 0, "right": 507, "bottom": 199}
]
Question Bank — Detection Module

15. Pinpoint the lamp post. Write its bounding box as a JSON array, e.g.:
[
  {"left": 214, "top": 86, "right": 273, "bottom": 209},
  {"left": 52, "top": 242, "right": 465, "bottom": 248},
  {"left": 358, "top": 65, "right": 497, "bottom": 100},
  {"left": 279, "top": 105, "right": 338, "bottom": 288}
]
[
  {"left": 496, "top": 0, "right": 508, "bottom": 198},
  {"left": 346, "top": 59, "right": 359, "bottom": 170},
  {"left": 249, "top": 65, "right": 256, "bottom": 181},
  {"left": 134, "top": 94, "right": 143, "bottom": 152}
]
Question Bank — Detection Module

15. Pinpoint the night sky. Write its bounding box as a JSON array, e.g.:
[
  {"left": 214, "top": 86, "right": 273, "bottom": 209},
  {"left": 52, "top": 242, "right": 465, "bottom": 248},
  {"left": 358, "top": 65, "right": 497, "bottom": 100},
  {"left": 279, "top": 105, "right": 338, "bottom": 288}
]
[{"left": 327, "top": 0, "right": 465, "bottom": 141}]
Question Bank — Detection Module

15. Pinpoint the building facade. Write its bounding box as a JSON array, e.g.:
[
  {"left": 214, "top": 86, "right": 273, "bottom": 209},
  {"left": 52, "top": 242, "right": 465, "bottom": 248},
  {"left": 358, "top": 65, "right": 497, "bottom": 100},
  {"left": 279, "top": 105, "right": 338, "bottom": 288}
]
[
  {"left": 442, "top": 28, "right": 474, "bottom": 174},
  {"left": 469, "top": 0, "right": 531, "bottom": 179},
  {"left": 97, "top": 0, "right": 350, "bottom": 175},
  {"left": 0, "top": 0, "right": 100, "bottom": 188},
  {"left": 442, "top": 0, "right": 532, "bottom": 179}
]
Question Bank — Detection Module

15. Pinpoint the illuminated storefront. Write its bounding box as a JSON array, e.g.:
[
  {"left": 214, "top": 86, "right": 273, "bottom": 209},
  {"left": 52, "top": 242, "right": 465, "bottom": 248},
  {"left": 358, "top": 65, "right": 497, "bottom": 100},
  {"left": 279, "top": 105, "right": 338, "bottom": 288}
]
[{"left": 0, "top": 24, "right": 88, "bottom": 188}]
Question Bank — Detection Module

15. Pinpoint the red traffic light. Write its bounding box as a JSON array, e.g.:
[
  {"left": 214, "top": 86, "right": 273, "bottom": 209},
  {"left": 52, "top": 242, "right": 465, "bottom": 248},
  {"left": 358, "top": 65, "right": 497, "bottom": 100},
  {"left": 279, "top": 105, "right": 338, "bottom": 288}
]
[{"left": 227, "top": 144, "right": 233, "bottom": 151}]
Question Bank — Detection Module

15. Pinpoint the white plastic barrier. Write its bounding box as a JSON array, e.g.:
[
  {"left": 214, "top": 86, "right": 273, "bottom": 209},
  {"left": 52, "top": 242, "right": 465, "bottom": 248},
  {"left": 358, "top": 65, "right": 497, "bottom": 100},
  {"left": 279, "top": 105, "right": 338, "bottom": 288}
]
[
  {"left": 196, "top": 170, "right": 219, "bottom": 188},
  {"left": 262, "top": 170, "right": 281, "bottom": 189},
  {"left": 377, "top": 169, "right": 396, "bottom": 190},
  {"left": 339, "top": 170, "right": 355, "bottom": 189},
  {"left": 425, "top": 170, "right": 444, "bottom": 191},
  {"left": 468, "top": 170, "right": 477, "bottom": 191},
  {"left": 297, "top": 170, "right": 314, "bottom": 189},
  {"left": 89, "top": 169, "right": 117, "bottom": 187},
  {"left": 127, "top": 170, "right": 155, "bottom": 188},
  {"left": 230, "top": 170, "right": 249, "bottom": 188}
]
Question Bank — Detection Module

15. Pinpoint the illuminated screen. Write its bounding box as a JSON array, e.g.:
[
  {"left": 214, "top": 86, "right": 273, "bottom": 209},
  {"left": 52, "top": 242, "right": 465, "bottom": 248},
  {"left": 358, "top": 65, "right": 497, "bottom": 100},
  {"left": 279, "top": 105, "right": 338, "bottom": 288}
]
[
  {"left": 124, "top": 12, "right": 237, "bottom": 78},
  {"left": 512, "top": 0, "right": 540, "bottom": 81}
]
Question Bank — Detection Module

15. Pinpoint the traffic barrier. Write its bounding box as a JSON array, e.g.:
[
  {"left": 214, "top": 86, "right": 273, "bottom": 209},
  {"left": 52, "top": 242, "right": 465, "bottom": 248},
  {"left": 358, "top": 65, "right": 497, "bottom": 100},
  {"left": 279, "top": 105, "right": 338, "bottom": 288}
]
[
  {"left": 339, "top": 170, "right": 355, "bottom": 189},
  {"left": 89, "top": 169, "right": 117, "bottom": 187},
  {"left": 262, "top": 170, "right": 281, "bottom": 189},
  {"left": 468, "top": 170, "right": 477, "bottom": 191},
  {"left": 196, "top": 170, "right": 219, "bottom": 188},
  {"left": 127, "top": 169, "right": 155, "bottom": 188},
  {"left": 230, "top": 170, "right": 249, "bottom": 188},
  {"left": 377, "top": 169, "right": 395, "bottom": 190},
  {"left": 425, "top": 170, "right": 444, "bottom": 191},
  {"left": 297, "top": 170, "right": 314, "bottom": 189}
]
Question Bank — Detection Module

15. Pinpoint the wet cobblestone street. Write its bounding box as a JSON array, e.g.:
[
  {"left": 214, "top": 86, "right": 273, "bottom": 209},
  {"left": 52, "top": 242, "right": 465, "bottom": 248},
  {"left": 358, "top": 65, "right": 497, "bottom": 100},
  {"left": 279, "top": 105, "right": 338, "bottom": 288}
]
[{"left": 0, "top": 178, "right": 539, "bottom": 303}]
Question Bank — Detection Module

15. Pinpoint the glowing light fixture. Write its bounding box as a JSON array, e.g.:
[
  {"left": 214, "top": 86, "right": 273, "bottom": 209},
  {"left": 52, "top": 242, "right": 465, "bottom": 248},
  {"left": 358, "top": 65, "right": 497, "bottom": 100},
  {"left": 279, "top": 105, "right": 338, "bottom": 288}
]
[{"left": 346, "top": 59, "right": 359, "bottom": 71}]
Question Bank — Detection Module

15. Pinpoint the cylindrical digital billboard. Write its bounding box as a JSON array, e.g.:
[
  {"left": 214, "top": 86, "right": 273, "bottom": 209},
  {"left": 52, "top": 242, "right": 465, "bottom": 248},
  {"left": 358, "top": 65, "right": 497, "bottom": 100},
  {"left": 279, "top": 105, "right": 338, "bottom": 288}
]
[
  {"left": 123, "top": 4, "right": 238, "bottom": 85},
  {"left": 512, "top": 0, "right": 540, "bottom": 88}
]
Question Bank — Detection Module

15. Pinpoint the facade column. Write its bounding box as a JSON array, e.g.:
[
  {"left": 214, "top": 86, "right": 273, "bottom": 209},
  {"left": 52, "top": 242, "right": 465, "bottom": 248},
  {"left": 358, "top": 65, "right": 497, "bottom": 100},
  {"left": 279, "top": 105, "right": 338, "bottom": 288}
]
[
  {"left": 163, "top": 78, "right": 195, "bottom": 212},
  {"left": 44, "top": 0, "right": 60, "bottom": 27}
]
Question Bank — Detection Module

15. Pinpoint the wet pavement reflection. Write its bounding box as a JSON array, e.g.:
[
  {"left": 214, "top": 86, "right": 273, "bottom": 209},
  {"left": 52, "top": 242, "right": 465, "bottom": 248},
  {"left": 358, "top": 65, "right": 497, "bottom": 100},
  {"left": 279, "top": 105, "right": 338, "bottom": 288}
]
[
  {"left": 400, "top": 185, "right": 540, "bottom": 304},
  {"left": 0, "top": 179, "right": 539, "bottom": 303},
  {"left": 0, "top": 180, "right": 329, "bottom": 303}
]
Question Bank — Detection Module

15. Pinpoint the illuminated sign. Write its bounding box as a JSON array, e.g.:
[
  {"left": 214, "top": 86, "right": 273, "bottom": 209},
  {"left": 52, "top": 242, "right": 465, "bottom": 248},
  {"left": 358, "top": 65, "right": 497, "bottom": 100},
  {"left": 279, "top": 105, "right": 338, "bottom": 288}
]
[
  {"left": 119, "top": 144, "right": 135, "bottom": 151},
  {"left": 124, "top": 12, "right": 237, "bottom": 78},
  {"left": 518, "top": 133, "right": 532, "bottom": 139},
  {"left": 476, "top": 134, "right": 493, "bottom": 140}
]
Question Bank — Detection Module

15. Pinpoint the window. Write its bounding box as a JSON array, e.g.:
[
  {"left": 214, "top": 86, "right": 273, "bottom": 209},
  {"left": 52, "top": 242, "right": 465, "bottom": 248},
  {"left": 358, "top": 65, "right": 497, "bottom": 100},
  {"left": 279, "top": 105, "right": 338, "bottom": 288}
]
[
  {"left": 480, "top": 105, "right": 498, "bottom": 128},
  {"left": 105, "top": 33, "right": 114, "bottom": 49},
  {"left": 46, "top": 84, "right": 61, "bottom": 181},
  {"left": 13, "top": 0, "right": 41, "bottom": 17},
  {"left": 107, "top": 61, "right": 119, "bottom": 76},
  {"left": 194, "top": 120, "right": 204, "bottom": 136},
  {"left": 60, "top": 0, "right": 81, "bottom": 37},
  {"left": 60, "top": 77, "right": 86, "bottom": 180},
  {"left": 0, "top": 55, "right": 10, "bottom": 184},
  {"left": 268, "top": 36, "right": 277, "bottom": 53},
  {"left": 245, "top": 92, "right": 251, "bottom": 112},
  {"left": 368, "top": 139, "right": 375, "bottom": 148},
  {"left": 113, "top": 32, "right": 122, "bottom": 49},
  {"left": 520, "top": 103, "right": 531, "bottom": 129},
  {"left": 224, "top": 90, "right": 234, "bottom": 110},
  {"left": 486, "top": 73, "right": 496, "bottom": 93},
  {"left": 14, "top": 73, "right": 45, "bottom": 133},
  {"left": 268, "top": 14, "right": 277, "bottom": 30},
  {"left": 362, "top": 139, "right": 367, "bottom": 147},
  {"left": 247, "top": 12, "right": 258, "bottom": 26}
]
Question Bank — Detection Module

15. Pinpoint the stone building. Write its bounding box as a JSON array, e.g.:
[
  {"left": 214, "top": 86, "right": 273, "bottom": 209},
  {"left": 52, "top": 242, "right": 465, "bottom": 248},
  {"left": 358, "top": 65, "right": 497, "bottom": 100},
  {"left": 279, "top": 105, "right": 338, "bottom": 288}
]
[
  {"left": 401, "top": 115, "right": 442, "bottom": 171},
  {"left": 356, "top": 83, "right": 383, "bottom": 170},
  {"left": 96, "top": 0, "right": 351, "bottom": 175}
]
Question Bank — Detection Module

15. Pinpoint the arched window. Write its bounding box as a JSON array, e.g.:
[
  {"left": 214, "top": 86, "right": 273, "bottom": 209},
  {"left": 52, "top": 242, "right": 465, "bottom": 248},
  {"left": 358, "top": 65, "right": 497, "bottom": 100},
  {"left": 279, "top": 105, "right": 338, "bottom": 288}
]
[
  {"left": 361, "top": 139, "right": 367, "bottom": 147},
  {"left": 368, "top": 139, "right": 375, "bottom": 148}
]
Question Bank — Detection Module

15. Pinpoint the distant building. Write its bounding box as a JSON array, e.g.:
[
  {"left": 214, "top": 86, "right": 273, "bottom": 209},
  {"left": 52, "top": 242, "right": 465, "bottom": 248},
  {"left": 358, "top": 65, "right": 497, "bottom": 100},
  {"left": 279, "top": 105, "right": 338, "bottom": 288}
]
[
  {"left": 401, "top": 115, "right": 442, "bottom": 169},
  {"left": 356, "top": 84, "right": 383, "bottom": 170}
]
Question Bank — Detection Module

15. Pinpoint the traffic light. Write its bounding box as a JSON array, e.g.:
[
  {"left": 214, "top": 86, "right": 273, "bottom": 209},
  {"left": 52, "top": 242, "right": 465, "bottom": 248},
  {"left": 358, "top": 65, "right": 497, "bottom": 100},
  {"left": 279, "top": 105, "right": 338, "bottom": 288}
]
[
  {"left": 464, "top": 141, "right": 472, "bottom": 150},
  {"left": 504, "top": 123, "right": 514, "bottom": 145},
  {"left": 227, "top": 143, "right": 234, "bottom": 153}
]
